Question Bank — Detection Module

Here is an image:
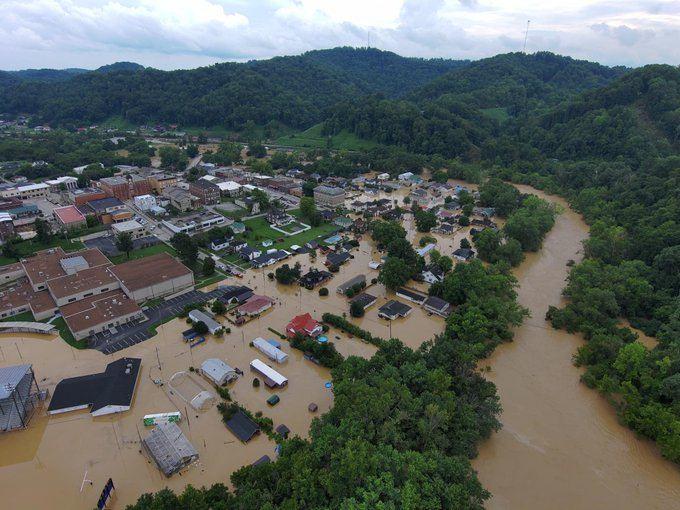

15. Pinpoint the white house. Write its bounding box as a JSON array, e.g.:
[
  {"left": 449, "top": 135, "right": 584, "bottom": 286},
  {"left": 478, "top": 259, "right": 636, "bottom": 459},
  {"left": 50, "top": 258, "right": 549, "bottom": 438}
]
[{"left": 134, "top": 194, "right": 157, "bottom": 211}]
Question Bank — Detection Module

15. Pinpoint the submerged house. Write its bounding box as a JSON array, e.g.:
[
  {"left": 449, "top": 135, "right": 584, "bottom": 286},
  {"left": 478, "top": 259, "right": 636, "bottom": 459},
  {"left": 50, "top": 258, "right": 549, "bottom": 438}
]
[
  {"left": 47, "top": 358, "right": 141, "bottom": 417},
  {"left": 143, "top": 422, "right": 199, "bottom": 477}
]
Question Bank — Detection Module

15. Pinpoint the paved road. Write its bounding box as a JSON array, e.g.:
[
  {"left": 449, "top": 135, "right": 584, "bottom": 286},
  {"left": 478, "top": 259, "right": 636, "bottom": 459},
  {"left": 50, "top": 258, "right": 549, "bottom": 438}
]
[{"left": 91, "top": 287, "right": 226, "bottom": 355}]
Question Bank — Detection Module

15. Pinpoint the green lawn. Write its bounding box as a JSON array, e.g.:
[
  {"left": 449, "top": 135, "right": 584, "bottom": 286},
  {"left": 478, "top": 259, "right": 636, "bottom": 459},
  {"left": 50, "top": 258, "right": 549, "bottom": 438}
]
[
  {"left": 215, "top": 206, "right": 248, "bottom": 220},
  {"left": 276, "top": 123, "right": 377, "bottom": 151},
  {"left": 480, "top": 107, "right": 510, "bottom": 122},
  {"left": 51, "top": 317, "right": 88, "bottom": 349},
  {"left": 110, "top": 243, "right": 177, "bottom": 264},
  {"left": 195, "top": 271, "right": 228, "bottom": 289},
  {"left": 0, "top": 237, "right": 86, "bottom": 266},
  {"left": 1, "top": 311, "right": 35, "bottom": 322},
  {"left": 242, "top": 216, "right": 338, "bottom": 251}
]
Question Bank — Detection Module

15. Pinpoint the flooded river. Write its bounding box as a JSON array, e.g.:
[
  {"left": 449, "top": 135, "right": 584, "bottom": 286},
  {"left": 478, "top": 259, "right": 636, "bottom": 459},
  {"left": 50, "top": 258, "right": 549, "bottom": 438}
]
[{"left": 473, "top": 185, "right": 680, "bottom": 509}]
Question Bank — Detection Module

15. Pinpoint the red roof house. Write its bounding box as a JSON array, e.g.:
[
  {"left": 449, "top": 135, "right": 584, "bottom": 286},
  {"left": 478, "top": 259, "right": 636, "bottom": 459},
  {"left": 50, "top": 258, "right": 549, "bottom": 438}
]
[{"left": 286, "top": 313, "right": 323, "bottom": 338}]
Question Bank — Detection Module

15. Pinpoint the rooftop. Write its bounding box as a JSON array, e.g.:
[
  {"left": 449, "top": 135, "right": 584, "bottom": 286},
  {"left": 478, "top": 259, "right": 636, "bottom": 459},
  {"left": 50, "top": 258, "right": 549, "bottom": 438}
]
[
  {"left": 22, "top": 248, "right": 110, "bottom": 288},
  {"left": 314, "top": 185, "right": 344, "bottom": 196},
  {"left": 46, "top": 265, "right": 117, "bottom": 300},
  {"left": 87, "top": 197, "right": 125, "bottom": 212},
  {"left": 110, "top": 253, "right": 192, "bottom": 292},
  {"left": 53, "top": 205, "right": 85, "bottom": 225},
  {"left": 60, "top": 290, "right": 141, "bottom": 334}
]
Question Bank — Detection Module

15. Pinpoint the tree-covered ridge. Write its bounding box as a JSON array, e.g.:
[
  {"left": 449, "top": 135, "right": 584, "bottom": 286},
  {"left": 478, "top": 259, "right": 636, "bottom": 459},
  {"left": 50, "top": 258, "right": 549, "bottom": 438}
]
[
  {"left": 0, "top": 48, "right": 464, "bottom": 129},
  {"left": 301, "top": 47, "right": 468, "bottom": 98},
  {"left": 525, "top": 64, "right": 680, "bottom": 161},
  {"left": 412, "top": 52, "right": 627, "bottom": 112}
]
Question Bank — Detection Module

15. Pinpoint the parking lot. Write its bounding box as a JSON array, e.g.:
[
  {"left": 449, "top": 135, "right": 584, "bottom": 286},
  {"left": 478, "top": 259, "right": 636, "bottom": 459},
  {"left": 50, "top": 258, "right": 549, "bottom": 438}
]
[{"left": 91, "top": 287, "right": 226, "bottom": 354}]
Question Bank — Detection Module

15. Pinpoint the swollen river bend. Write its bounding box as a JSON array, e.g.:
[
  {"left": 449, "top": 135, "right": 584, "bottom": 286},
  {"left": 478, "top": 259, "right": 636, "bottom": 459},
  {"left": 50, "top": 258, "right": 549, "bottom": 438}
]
[{"left": 473, "top": 185, "right": 680, "bottom": 510}]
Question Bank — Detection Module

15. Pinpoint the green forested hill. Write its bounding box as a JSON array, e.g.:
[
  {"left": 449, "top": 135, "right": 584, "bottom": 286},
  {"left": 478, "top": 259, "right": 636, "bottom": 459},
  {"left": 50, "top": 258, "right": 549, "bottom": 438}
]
[{"left": 0, "top": 48, "right": 464, "bottom": 129}]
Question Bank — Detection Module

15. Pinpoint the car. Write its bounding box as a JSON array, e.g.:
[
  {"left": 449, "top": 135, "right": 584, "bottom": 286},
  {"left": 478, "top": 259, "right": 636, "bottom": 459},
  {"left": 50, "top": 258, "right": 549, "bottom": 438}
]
[{"left": 267, "top": 394, "right": 280, "bottom": 406}]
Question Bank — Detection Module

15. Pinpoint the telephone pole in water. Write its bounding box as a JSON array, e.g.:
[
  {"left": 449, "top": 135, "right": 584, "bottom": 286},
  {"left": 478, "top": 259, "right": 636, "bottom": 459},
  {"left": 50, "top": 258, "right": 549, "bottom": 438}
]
[{"left": 523, "top": 20, "right": 530, "bottom": 53}]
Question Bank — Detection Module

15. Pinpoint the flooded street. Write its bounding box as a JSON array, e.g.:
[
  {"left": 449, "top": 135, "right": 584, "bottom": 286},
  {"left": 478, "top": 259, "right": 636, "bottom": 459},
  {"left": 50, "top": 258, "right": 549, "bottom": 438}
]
[
  {"left": 474, "top": 186, "right": 680, "bottom": 510},
  {"left": 1, "top": 181, "right": 679, "bottom": 509}
]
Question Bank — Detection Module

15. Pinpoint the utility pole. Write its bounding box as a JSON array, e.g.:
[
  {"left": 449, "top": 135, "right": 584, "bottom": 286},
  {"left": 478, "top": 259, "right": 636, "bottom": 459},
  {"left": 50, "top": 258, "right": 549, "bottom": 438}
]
[{"left": 523, "top": 20, "right": 531, "bottom": 53}]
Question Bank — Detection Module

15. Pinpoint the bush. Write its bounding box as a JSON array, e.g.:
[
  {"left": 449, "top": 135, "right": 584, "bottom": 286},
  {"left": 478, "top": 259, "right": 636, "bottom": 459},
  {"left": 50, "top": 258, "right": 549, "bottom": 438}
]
[
  {"left": 252, "top": 378, "right": 260, "bottom": 387},
  {"left": 319, "top": 287, "right": 329, "bottom": 296},
  {"left": 350, "top": 301, "right": 365, "bottom": 318},
  {"left": 193, "top": 321, "right": 209, "bottom": 335},
  {"left": 321, "top": 313, "right": 384, "bottom": 346},
  {"left": 289, "top": 334, "right": 344, "bottom": 368}
]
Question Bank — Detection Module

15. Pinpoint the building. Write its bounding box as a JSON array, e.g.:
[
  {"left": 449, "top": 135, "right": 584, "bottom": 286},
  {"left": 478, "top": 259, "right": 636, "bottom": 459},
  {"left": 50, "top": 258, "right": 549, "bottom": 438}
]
[
  {"left": 148, "top": 174, "right": 178, "bottom": 194},
  {"left": 314, "top": 185, "right": 345, "bottom": 208},
  {"left": 163, "top": 187, "right": 197, "bottom": 213},
  {"left": 423, "top": 296, "right": 452, "bottom": 317},
  {"left": 45, "top": 176, "right": 78, "bottom": 192},
  {"left": 188, "top": 309, "right": 221, "bottom": 334},
  {"left": 134, "top": 194, "right": 157, "bottom": 211},
  {"left": 298, "top": 269, "right": 332, "bottom": 289},
  {"left": 200, "top": 358, "right": 237, "bottom": 386},
  {"left": 189, "top": 179, "right": 220, "bottom": 206},
  {"left": 349, "top": 292, "right": 377, "bottom": 311},
  {"left": 110, "top": 252, "right": 194, "bottom": 302},
  {"left": 162, "top": 211, "right": 225, "bottom": 234},
  {"left": 422, "top": 265, "right": 445, "bottom": 284},
  {"left": 60, "top": 290, "right": 144, "bottom": 340},
  {"left": 143, "top": 422, "right": 199, "bottom": 477},
  {"left": 396, "top": 287, "right": 427, "bottom": 305},
  {"left": 111, "top": 220, "right": 147, "bottom": 240},
  {"left": 252, "top": 337, "right": 288, "bottom": 363},
  {"left": 216, "top": 181, "right": 242, "bottom": 196},
  {"left": 286, "top": 313, "right": 323, "bottom": 338},
  {"left": 87, "top": 197, "right": 132, "bottom": 224},
  {"left": 378, "top": 300, "right": 412, "bottom": 320},
  {"left": 250, "top": 359, "right": 288, "bottom": 388},
  {"left": 453, "top": 248, "right": 475, "bottom": 261},
  {"left": 325, "top": 251, "right": 351, "bottom": 268},
  {"left": 0, "top": 212, "right": 15, "bottom": 241},
  {"left": 98, "top": 175, "right": 151, "bottom": 201},
  {"left": 48, "top": 358, "right": 141, "bottom": 417},
  {"left": 70, "top": 187, "right": 108, "bottom": 207},
  {"left": 224, "top": 408, "right": 261, "bottom": 442},
  {"left": 53, "top": 205, "right": 87, "bottom": 230},
  {"left": 0, "top": 364, "right": 43, "bottom": 432},
  {"left": 336, "top": 274, "right": 366, "bottom": 295},
  {"left": 0, "top": 183, "right": 50, "bottom": 200}
]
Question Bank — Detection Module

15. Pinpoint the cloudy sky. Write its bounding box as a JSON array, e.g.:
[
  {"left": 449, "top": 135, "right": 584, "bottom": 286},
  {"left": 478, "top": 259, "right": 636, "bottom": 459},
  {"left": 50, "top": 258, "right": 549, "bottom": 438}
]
[{"left": 1, "top": 0, "right": 678, "bottom": 70}]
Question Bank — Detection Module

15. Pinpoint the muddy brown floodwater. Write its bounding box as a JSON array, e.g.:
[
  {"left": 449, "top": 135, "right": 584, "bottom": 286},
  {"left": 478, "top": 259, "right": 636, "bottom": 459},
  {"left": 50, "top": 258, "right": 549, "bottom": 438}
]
[
  {"left": 473, "top": 185, "right": 680, "bottom": 510},
  {"left": 1, "top": 181, "right": 678, "bottom": 509}
]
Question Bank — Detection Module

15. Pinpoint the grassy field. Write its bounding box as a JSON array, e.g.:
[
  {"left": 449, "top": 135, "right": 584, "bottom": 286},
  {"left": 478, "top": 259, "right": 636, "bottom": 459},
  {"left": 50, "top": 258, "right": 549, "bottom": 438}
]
[
  {"left": 480, "top": 107, "right": 510, "bottom": 122},
  {"left": 110, "top": 243, "right": 177, "bottom": 264},
  {"left": 215, "top": 206, "right": 248, "bottom": 220},
  {"left": 51, "top": 316, "right": 88, "bottom": 349},
  {"left": 242, "top": 215, "right": 338, "bottom": 251},
  {"left": 1, "top": 311, "right": 35, "bottom": 322},
  {"left": 276, "top": 123, "right": 378, "bottom": 151},
  {"left": 0, "top": 237, "right": 86, "bottom": 266}
]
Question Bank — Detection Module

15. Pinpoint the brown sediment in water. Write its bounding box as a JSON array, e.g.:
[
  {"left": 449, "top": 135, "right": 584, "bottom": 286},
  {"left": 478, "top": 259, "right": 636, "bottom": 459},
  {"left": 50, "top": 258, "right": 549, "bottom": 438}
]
[
  {"left": 473, "top": 185, "right": 680, "bottom": 510},
  {"left": 1, "top": 181, "right": 678, "bottom": 509}
]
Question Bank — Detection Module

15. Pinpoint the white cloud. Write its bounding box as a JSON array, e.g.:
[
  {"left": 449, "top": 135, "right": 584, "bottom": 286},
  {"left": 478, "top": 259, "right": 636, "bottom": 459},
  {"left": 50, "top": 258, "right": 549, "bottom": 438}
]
[{"left": 0, "top": 0, "right": 679, "bottom": 69}]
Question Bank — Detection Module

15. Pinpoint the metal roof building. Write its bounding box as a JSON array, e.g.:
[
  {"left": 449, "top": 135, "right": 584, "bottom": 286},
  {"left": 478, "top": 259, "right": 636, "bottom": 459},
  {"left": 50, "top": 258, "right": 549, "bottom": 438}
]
[
  {"left": 0, "top": 364, "right": 44, "bottom": 432},
  {"left": 143, "top": 422, "right": 199, "bottom": 477}
]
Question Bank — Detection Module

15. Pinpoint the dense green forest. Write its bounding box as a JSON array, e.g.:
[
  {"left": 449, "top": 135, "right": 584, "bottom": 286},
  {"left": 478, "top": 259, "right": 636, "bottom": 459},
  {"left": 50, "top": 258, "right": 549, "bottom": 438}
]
[{"left": 0, "top": 48, "right": 463, "bottom": 129}]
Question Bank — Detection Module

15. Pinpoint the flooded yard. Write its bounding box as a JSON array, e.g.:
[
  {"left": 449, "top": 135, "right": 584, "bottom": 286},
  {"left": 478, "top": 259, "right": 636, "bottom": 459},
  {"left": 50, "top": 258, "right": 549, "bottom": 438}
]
[{"left": 1, "top": 181, "right": 678, "bottom": 509}]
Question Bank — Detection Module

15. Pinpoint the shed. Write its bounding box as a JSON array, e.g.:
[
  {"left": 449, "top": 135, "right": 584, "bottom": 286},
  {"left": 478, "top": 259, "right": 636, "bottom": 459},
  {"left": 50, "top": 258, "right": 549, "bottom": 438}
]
[
  {"left": 142, "top": 422, "right": 199, "bottom": 477},
  {"left": 250, "top": 359, "right": 288, "bottom": 388},
  {"left": 253, "top": 337, "right": 288, "bottom": 363},
  {"left": 275, "top": 424, "right": 291, "bottom": 438},
  {"left": 226, "top": 408, "right": 260, "bottom": 442},
  {"left": 200, "top": 359, "right": 238, "bottom": 386},
  {"left": 188, "top": 309, "right": 221, "bottom": 335}
]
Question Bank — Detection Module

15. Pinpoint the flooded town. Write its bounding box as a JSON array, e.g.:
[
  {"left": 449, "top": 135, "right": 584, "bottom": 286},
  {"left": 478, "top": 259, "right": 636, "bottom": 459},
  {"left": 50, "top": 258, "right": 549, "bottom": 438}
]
[{"left": 0, "top": 157, "right": 677, "bottom": 510}]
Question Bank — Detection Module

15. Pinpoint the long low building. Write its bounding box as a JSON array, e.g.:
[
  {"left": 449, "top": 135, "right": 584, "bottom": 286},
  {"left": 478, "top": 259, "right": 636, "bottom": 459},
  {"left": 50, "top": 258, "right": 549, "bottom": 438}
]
[
  {"left": 60, "top": 290, "right": 144, "bottom": 340},
  {"left": 110, "top": 252, "right": 194, "bottom": 302},
  {"left": 48, "top": 358, "right": 141, "bottom": 417}
]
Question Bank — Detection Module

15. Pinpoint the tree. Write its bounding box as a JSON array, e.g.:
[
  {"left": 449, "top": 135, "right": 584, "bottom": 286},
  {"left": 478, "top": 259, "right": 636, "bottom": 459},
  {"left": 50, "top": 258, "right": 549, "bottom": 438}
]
[
  {"left": 378, "top": 257, "right": 412, "bottom": 290},
  {"left": 299, "top": 196, "right": 317, "bottom": 221},
  {"left": 460, "top": 238, "right": 471, "bottom": 250},
  {"left": 211, "top": 300, "right": 226, "bottom": 315},
  {"left": 202, "top": 257, "right": 216, "bottom": 276},
  {"left": 35, "top": 218, "right": 52, "bottom": 244},
  {"left": 115, "top": 232, "right": 134, "bottom": 259},
  {"left": 414, "top": 209, "right": 437, "bottom": 232},
  {"left": 159, "top": 146, "right": 188, "bottom": 170},
  {"left": 350, "top": 301, "right": 365, "bottom": 318},
  {"left": 459, "top": 215, "right": 470, "bottom": 226},
  {"left": 171, "top": 233, "right": 198, "bottom": 267},
  {"left": 193, "top": 321, "right": 209, "bottom": 335},
  {"left": 275, "top": 263, "right": 301, "bottom": 284},
  {"left": 248, "top": 143, "right": 267, "bottom": 158},
  {"left": 437, "top": 255, "right": 453, "bottom": 274},
  {"left": 250, "top": 189, "right": 270, "bottom": 211},
  {"left": 371, "top": 220, "right": 406, "bottom": 247},
  {"left": 186, "top": 144, "right": 199, "bottom": 158},
  {"left": 302, "top": 181, "right": 316, "bottom": 197},
  {"left": 478, "top": 178, "right": 520, "bottom": 217}
]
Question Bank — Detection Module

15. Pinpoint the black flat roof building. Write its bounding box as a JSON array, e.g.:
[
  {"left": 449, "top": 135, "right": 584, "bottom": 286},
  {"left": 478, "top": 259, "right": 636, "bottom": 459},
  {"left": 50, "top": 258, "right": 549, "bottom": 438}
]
[{"left": 47, "top": 358, "right": 141, "bottom": 417}]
